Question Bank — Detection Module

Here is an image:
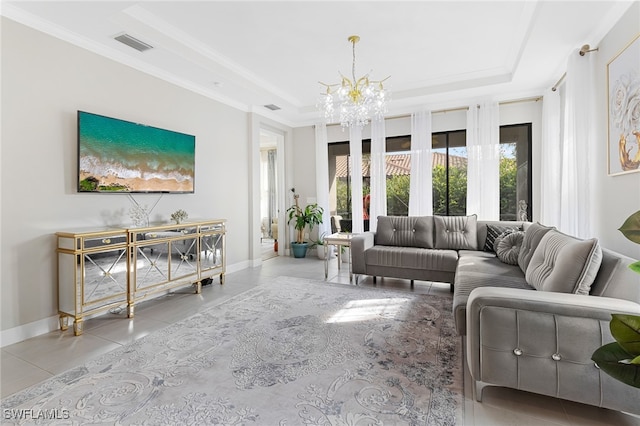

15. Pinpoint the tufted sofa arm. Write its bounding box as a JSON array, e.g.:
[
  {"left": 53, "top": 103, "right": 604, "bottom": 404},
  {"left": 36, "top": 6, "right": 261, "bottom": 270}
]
[
  {"left": 466, "top": 286, "right": 640, "bottom": 413},
  {"left": 351, "top": 232, "right": 375, "bottom": 275}
]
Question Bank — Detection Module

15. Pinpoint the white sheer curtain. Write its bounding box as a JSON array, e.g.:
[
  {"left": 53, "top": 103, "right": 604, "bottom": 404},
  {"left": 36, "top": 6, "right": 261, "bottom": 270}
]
[
  {"left": 314, "top": 122, "right": 331, "bottom": 238},
  {"left": 408, "top": 110, "right": 433, "bottom": 216},
  {"left": 540, "top": 88, "right": 562, "bottom": 228},
  {"left": 349, "top": 125, "right": 364, "bottom": 234},
  {"left": 559, "top": 49, "right": 597, "bottom": 238},
  {"left": 466, "top": 101, "right": 500, "bottom": 220},
  {"left": 369, "top": 117, "right": 387, "bottom": 231}
]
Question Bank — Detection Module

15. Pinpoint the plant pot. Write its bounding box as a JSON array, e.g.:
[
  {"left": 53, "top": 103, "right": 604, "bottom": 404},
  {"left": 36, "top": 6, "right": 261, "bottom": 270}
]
[
  {"left": 291, "top": 242, "right": 308, "bottom": 258},
  {"left": 341, "top": 247, "right": 350, "bottom": 263},
  {"left": 317, "top": 245, "right": 332, "bottom": 260}
]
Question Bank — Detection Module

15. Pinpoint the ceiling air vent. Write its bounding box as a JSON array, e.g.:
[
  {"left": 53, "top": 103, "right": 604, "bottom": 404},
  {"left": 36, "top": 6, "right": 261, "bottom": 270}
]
[
  {"left": 264, "top": 104, "right": 281, "bottom": 111},
  {"left": 114, "top": 33, "right": 154, "bottom": 52}
]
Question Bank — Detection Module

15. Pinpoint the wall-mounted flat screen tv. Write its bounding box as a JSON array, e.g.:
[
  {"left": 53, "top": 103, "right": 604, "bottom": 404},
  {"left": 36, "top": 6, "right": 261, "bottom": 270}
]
[{"left": 77, "top": 111, "right": 195, "bottom": 193}]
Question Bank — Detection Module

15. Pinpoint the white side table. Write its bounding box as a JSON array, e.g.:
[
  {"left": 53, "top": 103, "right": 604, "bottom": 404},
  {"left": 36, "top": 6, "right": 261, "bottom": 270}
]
[{"left": 323, "top": 232, "right": 355, "bottom": 283}]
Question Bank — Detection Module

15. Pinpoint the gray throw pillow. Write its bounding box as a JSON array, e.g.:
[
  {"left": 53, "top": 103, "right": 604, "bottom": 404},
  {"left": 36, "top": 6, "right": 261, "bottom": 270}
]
[
  {"left": 525, "top": 230, "right": 603, "bottom": 295},
  {"left": 493, "top": 230, "right": 512, "bottom": 250},
  {"left": 376, "top": 216, "right": 434, "bottom": 248},
  {"left": 434, "top": 215, "right": 478, "bottom": 250},
  {"left": 483, "top": 224, "right": 522, "bottom": 252},
  {"left": 517, "top": 222, "right": 555, "bottom": 273},
  {"left": 496, "top": 231, "right": 525, "bottom": 265}
]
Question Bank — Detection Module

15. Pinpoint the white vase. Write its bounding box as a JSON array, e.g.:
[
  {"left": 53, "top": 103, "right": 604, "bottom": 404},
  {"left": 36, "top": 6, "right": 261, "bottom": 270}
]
[
  {"left": 316, "top": 245, "right": 333, "bottom": 260},
  {"left": 340, "top": 247, "right": 350, "bottom": 263}
]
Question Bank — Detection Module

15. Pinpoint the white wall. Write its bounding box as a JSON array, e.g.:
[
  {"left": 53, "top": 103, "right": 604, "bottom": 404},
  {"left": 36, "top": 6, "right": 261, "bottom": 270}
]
[
  {"left": 1, "top": 18, "right": 251, "bottom": 338},
  {"left": 592, "top": 2, "right": 640, "bottom": 259}
]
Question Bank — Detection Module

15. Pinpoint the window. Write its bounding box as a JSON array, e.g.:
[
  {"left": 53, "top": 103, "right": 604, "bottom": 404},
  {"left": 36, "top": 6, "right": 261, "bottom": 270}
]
[
  {"left": 330, "top": 141, "right": 371, "bottom": 221},
  {"left": 384, "top": 137, "right": 411, "bottom": 216},
  {"left": 329, "top": 137, "right": 411, "bottom": 225},
  {"left": 432, "top": 130, "right": 467, "bottom": 216},
  {"left": 328, "top": 122, "right": 531, "bottom": 224},
  {"left": 499, "top": 123, "right": 531, "bottom": 221}
]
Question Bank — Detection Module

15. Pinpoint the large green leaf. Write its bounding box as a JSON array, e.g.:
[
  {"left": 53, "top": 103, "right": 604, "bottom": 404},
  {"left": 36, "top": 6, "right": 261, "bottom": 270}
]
[
  {"left": 610, "top": 314, "right": 640, "bottom": 355},
  {"left": 619, "top": 210, "right": 640, "bottom": 244},
  {"left": 592, "top": 342, "right": 640, "bottom": 388},
  {"left": 630, "top": 261, "right": 640, "bottom": 275}
]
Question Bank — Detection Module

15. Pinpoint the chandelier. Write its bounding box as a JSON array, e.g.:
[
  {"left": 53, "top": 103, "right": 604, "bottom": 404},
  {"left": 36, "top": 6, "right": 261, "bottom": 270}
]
[{"left": 319, "top": 35, "right": 390, "bottom": 129}]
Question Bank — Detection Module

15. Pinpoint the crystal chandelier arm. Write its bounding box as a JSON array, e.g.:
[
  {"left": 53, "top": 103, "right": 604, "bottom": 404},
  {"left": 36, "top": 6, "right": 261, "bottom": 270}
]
[
  {"left": 340, "top": 73, "right": 355, "bottom": 90},
  {"left": 371, "top": 75, "right": 391, "bottom": 85},
  {"left": 355, "top": 75, "right": 370, "bottom": 89},
  {"left": 319, "top": 81, "right": 341, "bottom": 94}
]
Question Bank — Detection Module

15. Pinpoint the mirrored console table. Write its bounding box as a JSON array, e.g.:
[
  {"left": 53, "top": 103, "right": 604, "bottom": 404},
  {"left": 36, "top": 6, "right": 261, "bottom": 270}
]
[{"left": 57, "top": 219, "right": 226, "bottom": 335}]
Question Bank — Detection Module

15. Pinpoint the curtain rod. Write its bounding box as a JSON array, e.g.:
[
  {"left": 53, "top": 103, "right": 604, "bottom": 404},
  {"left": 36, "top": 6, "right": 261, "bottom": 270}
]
[{"left": 551, "top": 72, "right": 566, "bottom": 92}]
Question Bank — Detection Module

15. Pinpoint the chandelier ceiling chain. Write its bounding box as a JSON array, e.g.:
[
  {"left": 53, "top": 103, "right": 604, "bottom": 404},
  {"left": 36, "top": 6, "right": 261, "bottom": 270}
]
[
  {"left": 318, "top": 35, "right": 390, "bottom": 129},
  {"left": 349, "top": 35, "right": 358, "bottom": 87}
]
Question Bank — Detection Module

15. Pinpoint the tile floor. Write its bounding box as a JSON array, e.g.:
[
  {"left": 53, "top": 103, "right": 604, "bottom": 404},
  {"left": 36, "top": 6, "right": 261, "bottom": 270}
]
[{"left": 2, "top": 255, "right": 639, "bottom": 425}]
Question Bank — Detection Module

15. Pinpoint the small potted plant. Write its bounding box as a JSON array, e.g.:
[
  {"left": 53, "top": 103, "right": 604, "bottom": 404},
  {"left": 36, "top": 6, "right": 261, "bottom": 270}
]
[
  {"left": 340, "top": 245, "right": 350, "bottom": 263},
  {"left": 286, "top": 192, "right": 323, "bottom": 258},
  {"left": 310, "top": 232, "right": 332, "bottom": 260}
]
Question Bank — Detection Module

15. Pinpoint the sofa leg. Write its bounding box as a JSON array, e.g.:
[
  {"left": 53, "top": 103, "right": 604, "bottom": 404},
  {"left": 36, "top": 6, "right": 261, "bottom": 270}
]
[
  {"left": 450, "top": 283, "right": 454, "bottom": 293},
  {"left": 373, "top": 276, "right": 377, "bottom": 284},
  {"left": 410, "top": 279, "right": 414, "bottom": 287},
  {"left": 474, "top": 381, "right": 487, "bottom": 402}
]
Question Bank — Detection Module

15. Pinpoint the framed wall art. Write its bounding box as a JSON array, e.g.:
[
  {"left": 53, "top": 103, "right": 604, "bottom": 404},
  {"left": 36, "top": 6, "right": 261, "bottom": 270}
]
[{"left": 607, "top": 33, "right": 640, "bottom": 176}]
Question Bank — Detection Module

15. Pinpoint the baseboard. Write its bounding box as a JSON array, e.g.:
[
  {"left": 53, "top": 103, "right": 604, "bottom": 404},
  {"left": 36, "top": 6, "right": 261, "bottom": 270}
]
[
  {"left": 227, "top": 260, "right": 250, "bottom": 274},
  {"left": 1, "top": 260, "right": 251, "bottom": 348},
  {"left": 1, "top": 315, "right": 60, "bottom": 348}
]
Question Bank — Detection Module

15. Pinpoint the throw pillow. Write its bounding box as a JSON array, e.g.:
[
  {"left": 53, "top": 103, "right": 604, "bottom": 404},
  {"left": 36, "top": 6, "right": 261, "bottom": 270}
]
[
  {"left": 495, "top": 231, "right": 525, "bottom": 265},
  {"left": 434, "top": 215, "right": 478, "bottom": 250},
  {"left": 525, "top": 230, "right": 603, "bottom": 295},
  {"left": 484, "top": 224, "right": 521, "bottom": 252},
  {"left": 517, "top": 222, "right": 555, "bottom": 273},
  {"left": 493, "top": 230, "right": 514, "bottom": 251},
  {"left": 376, "top": 216, "right": 434, "bottom": 248}
]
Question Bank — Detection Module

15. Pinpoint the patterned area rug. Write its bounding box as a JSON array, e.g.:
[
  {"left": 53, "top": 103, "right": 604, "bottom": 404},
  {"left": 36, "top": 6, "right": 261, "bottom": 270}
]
[{"left": 2, "top": 276, "right": 463, "bottom": 425}]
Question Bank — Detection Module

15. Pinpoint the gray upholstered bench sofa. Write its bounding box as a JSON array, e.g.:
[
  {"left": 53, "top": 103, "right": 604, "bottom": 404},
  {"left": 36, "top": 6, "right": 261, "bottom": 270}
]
[
  {"left": 351, "top": 215, "right": 528, "bottom": 295},
  {"left": 351, "top": 215, "right": 640, "bottom": 415}
]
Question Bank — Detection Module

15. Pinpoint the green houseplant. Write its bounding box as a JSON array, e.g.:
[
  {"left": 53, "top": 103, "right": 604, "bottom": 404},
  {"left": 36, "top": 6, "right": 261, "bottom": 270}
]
[
  {"left": 591, "top": 210, "right": 640, "bottom": 388},
  {"left": 286, "top": 193, "right": 324, "bottom": 258}
]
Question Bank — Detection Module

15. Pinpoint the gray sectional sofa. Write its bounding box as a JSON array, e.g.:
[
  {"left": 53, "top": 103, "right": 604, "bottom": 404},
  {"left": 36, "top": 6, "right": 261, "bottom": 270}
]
[{"left": 350, "top": 215, "right": 640, "bottom": 415}]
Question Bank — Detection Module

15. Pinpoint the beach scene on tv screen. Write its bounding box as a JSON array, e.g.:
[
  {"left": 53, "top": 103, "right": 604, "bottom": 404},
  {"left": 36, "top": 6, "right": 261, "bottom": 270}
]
[{"left": 78, "top": 112, "right": 195, "bottom": 193}]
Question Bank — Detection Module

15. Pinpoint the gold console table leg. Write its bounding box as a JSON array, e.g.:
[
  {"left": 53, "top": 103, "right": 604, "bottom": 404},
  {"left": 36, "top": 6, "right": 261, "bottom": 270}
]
[
  {"left": 73, "top": 319, "right": 84, "bottom": 336},
  {"left": 59, "top": 314, "right": 69, "bottom": 331},
  {"left": 220, "top": 273, "right": 225, "bottom": 285},
  {"left": 127, "top": 302, "right": 135, "bottom": 318},
  {"left": 195, "top": 281, "right": 202, "bottom": 294}
]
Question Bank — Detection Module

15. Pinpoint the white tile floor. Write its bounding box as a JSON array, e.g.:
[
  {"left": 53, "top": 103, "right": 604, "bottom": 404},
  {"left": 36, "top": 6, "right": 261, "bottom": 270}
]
[{"left": 2, "top": 255, "right": 639, "bottom": 425}]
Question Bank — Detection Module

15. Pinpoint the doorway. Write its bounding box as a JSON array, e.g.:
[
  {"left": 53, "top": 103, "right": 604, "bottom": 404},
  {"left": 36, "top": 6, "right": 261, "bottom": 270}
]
[{"left": 259, "top": 129, "right": 280, "bottom": 260}]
